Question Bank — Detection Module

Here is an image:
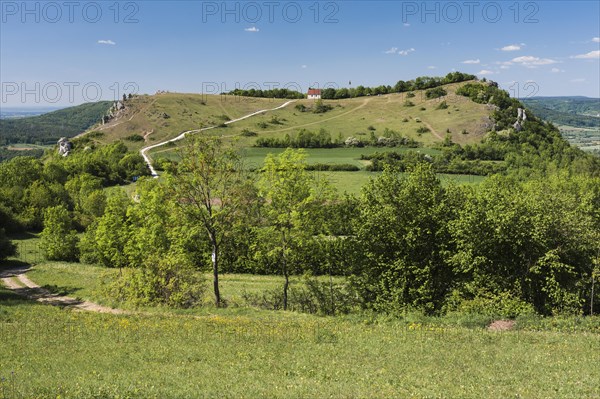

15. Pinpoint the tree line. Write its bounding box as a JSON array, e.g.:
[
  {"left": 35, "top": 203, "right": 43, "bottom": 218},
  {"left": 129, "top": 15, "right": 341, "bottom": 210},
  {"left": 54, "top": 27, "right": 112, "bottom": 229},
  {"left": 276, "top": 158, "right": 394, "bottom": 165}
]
[
  {"left": 0, "top": 101, "right": 113, "bottom": 145},
  {"left": 2, "top": 79, "right": 600, "bottom": 318}
]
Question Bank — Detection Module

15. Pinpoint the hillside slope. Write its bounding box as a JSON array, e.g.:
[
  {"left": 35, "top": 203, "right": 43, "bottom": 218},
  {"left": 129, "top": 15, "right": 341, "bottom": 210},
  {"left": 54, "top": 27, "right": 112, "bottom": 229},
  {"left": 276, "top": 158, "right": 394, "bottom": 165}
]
[
  {"left": 0, "top": 101, "right": 113, "bottom": 145},
  {"left": 521, "top": 97, "right": 600, "bottom": 128},
  {"left": 80, "top": 82, "right": 493, "bottom": 154}
]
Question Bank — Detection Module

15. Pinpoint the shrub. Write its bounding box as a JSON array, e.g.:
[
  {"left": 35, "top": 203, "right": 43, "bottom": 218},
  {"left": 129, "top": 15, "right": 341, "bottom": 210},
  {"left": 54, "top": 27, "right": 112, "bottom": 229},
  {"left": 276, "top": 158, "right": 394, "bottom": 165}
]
[
  {"left": 313, "top": 100, "right": 333, "bottom": 114},
  {"left": 87, "top": 131, "right": 105, "bottom": 139},
  {"left": 241, "top": 129, "right": 257, "bottom": 137},
  {"left": 425, "top": 87, "right": 447, "bottom": 99},
  {"left": 305, "top": 163, "right": 360, "bottom": 171},
  {"left": 104, "top": 253, "right": 206, "bottom": 308},
  {"left": 406, "top": 92, "right": 415, "bottom": 98},
  {"left": 124, "top": 134, "right": 144, "bottom": 142},
  {"left": 436, "top": 101, "right": 449, "bottom": 110},
  {"left": 416, "top": 126, "right": 430, "bottom": 134},
  {"left": 447, "top": 291, "right": 536, "bottom": 319},
  {"left": 269, "top": 116, "right": 283, "bottom": 125},
  {"left": 257, "top": 122, "right": 268, "bottom": 129},
  {"left": 40, "top": 205, "right": 79, "bottom": 262},
  {"left": 242, "top": 275, "right": 360, "bottom": 315},
  {"left": 403, "top": 100, "right": 415, "bottom": 107},
  {"left": 0, "top": 228, "right": 16, "bottom": 260}
]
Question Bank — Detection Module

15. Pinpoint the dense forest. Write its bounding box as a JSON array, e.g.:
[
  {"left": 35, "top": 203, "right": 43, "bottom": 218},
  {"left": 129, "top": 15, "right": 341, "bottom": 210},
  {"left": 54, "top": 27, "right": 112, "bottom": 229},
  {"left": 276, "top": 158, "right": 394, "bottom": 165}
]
[
  {"left": 2, "top": 79, "right": 600, "bottom": 318},
  {"left": 522, "top": 97, "right": 600, "bottom": 128},
  {"left": 0, "top": 101, "right": 112, "bottom": 145}
]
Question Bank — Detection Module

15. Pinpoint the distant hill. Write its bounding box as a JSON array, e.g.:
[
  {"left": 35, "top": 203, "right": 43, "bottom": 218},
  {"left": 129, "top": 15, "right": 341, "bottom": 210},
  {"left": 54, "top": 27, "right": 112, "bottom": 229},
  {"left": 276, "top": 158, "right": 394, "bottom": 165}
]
[
  {"left": 0, "top": 101, "right": 112, "bottom": 145},
  {"left": 80, "top": 82, "right": 494, "bottom": 155},
  {"left": 521, "top": 97, "right": 600, "bottom": 128}
]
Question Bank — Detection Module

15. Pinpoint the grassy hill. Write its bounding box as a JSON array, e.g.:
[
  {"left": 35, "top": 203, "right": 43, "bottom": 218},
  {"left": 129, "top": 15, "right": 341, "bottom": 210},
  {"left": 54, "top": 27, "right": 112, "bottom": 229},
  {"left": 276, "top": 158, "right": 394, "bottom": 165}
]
[
  {"left": 83, "top": 82, "right": 492, "bottom": 153},
  {"left": 0, "top": 101, "right": 113, "bottom": 145},
  {"left": 68, "top": 81, "right": 495, "bottom": 193}
]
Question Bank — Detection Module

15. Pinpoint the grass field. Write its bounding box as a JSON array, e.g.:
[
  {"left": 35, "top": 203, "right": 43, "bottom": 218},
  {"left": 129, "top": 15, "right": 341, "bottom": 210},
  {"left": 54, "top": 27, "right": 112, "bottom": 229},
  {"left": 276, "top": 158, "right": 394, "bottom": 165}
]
[
  {"left": 4, "top": 143, "right": 52, "bottom": 151},
  {"left": 2, "top": 236, "right": 600, "bottom": 398},
  {"left": 146, "top": 145, "right": 484, "bottom": 195}
]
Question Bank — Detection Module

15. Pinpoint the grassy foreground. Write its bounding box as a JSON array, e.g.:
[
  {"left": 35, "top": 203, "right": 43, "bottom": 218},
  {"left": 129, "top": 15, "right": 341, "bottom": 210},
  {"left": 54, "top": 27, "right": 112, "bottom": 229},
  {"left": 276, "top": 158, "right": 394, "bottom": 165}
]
[
  {"left": 2, "top": 283, "right": 600, "bottom": 398},
  {"left": 1, "top": 239, "right": 600, "bottom": 398}
]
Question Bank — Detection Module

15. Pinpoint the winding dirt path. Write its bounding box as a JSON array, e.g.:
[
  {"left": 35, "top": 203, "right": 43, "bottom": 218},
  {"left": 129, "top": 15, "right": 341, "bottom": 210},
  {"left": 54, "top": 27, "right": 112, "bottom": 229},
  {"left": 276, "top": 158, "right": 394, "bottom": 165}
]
[
  {"left": 140, "top": 100, "right": 297, "bottom": 177},
  {"left": 0, "top": 266, "right": 124, "bottom": 314}
]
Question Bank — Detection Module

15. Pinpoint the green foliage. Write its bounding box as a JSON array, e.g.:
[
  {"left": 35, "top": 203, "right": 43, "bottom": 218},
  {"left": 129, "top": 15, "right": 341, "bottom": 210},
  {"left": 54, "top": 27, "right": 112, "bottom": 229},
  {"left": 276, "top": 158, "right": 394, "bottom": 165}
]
[
  {"left": 0, "top": 147, "right": 45, "bottom": 162},
  {"left": 521, "top": 97, "right": 600, "bottom": 128},
  {"left": 313, "top": 99, "right": 333, "bottom": 114},
  {"left": 446, "top": 290, "right": 535, "bottom": 319},
  {"left": 318, "top": 73, "right": 474, "bottom": 99},
  {"left": 124, "top": 134, "right": 145, "bottom": 142},
  {"left": 256, "top": 128, "right": 335, "bottom": 148},
  {"left": 354, "top": 163, "right": 458, "bottom": 314},
  {"left": 436, "top": 101, "right": 449, "bottom": 110},
  {"left": 257, "top": 149, "right": 334, "bottom": 309},
  {"left": 449, "top": 173, "right": 600, "bottom": 315},
  {"left": 104, "top": 252, "right": 206, "bottom": 308},
  {"left": 227, "top": 88, "right": 305, "bottom": 99},
  {"left": 0, "top": 228, "right": 16, "bottom": 260},
  {"left": 242, "top": 274, "right": 360, "bottom": 315},
  {"left": 305, "top": 163, "right": 360, "bottom": 171},
  {"left": 0, "top": 101, "right": 113, "bottom": 145},
  {"left": 79, "top": 191, "right": 130, "bottom": 267},
  {"left": 241, "top": 129, "right": 257, "bottom": 137},
  {"left": 40, "top": 205, "right": 79, "bottom": 261},
  {"left": 425, "top": 87, "right": 447, "bottom": 99},
  {"left": 168, "top": 136, "right": 254, "bottom": 306}
]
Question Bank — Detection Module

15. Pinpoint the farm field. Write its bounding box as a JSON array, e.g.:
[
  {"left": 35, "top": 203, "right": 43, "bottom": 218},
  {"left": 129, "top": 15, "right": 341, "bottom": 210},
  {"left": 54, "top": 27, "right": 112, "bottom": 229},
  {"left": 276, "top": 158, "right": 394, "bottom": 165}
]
[{"left": 1, "top": 236, "right": 600, "bottom": 398}]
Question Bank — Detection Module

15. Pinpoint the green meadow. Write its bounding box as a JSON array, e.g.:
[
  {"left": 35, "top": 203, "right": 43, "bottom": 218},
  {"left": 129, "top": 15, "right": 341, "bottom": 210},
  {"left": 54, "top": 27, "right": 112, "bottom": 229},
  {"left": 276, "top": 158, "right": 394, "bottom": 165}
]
[{"left": 1, "top": 235, "right": 599, "bottom": 398}]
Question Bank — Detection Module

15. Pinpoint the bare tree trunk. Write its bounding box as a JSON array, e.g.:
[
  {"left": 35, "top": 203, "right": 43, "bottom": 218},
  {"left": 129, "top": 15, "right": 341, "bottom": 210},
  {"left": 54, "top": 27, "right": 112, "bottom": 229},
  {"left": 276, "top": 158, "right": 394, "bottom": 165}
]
[
  {"left": 211, "top": 240, "right": 221, "bottom": 307},
  {"left": 282, "top": 232, "right": 288, "bottom": 311},
  {"left": 591, "top": 272, "right": 595, "bottom": 316}
]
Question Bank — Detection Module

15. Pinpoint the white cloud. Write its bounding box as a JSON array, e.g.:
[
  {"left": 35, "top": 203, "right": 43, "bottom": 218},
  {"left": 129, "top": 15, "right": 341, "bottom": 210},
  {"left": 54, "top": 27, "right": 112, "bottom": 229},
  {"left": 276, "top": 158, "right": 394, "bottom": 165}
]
[
  {"left": 462, "top": 59, "right": 480, "bottom": 64},
  {"left": 97, "top": 40, "right": 116, "bottom": 45},
  {"left": 551, "top": 67, "right": 564, "bottom": 73},
  {"left": 501, "top": 44, "right": 521, "bottom": 51},
  {"left": 398, "top": 48, "right": 415, "bottom": 56},
  {"left": 427, "top": 66, "right": 436, "bottom": 69},
  {"left": 403, "top": 23, "right": 410, "bottom": 27},
  {"left": 571, "top": 50, "right": 600, "bottom": 59},
  {"left": 570, "top": 78, "right": 586, "bottom": 83},
  {"left": 500, "top": 65, "right": 510, "bottom": 69},
  {"left": 477, "top": 70, "right": 494, "bottom": 75},
  {"left": 384, "top": 47, "right": 398, "bottom": 54},
  {"left": 301, "top": 65, "right": 307, "bottom": 69},
  {"left": 511, "top": 55, "right": 557, "bottom": 67},
  {"left": 592, "top": 37, "right": 600, "bottom": 43},
  {"left": 244, "top": 26, "right": 259, "bottom": 32}
]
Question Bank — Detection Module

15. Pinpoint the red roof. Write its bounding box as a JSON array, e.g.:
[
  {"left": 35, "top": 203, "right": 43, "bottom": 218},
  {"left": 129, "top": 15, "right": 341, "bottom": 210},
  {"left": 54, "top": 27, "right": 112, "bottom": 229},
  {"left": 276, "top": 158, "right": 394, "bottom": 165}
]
[{"left": 308, "top": 89, "right": 321, "bottom": 95}]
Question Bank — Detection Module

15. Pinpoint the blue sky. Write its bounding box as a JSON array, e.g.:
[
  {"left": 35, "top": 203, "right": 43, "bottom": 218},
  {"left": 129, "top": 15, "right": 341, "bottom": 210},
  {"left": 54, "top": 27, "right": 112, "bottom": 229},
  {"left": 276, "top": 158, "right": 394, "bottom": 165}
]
[{"left": 1, "top": 0, "right": 599, "bottom": 107}]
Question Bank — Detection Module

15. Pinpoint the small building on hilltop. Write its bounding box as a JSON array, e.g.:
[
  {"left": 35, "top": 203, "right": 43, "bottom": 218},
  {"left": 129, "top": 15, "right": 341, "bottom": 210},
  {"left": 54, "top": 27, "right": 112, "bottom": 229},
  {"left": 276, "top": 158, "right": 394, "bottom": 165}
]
[{"left": 307, "top": 89, "right": 322, "bottom": 100}]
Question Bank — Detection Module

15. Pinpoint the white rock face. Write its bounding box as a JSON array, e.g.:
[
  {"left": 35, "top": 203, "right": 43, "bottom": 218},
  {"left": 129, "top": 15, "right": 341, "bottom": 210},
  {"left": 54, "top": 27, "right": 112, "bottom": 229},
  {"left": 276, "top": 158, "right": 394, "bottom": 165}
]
[
  {"left": 513, "top": 108, "right": 527, "bottom": 132},
  {"left": 57, "top": 137, "right": 72, "bottom": 157}
]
